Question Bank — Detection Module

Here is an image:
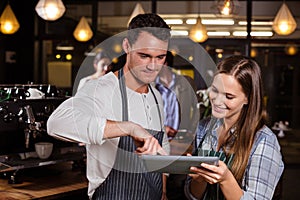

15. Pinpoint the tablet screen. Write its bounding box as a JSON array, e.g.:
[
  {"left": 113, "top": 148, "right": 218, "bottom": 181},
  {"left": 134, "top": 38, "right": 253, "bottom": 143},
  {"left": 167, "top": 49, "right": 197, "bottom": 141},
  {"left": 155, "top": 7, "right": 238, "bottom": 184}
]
[{"left": 141, "top": 155, "right": 219, "bottom": 174}]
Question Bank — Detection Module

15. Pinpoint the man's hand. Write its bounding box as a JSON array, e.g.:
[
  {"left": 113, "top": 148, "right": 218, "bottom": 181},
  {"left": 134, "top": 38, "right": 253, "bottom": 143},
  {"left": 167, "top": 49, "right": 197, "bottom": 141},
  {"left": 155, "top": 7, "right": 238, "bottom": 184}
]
[
  {"left": 130, "top": 123, "right": 167, "bottom": 155},
  {"left": 103, "top": 120, "right": 166, "bottom": 155}
]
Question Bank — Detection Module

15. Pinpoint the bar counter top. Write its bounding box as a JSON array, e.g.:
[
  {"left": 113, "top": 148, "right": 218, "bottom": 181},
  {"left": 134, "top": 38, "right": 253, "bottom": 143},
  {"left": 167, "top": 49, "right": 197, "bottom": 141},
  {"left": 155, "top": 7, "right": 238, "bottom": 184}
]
[{"left": 0, "top": 162, "right": 88, "bottom": 200}]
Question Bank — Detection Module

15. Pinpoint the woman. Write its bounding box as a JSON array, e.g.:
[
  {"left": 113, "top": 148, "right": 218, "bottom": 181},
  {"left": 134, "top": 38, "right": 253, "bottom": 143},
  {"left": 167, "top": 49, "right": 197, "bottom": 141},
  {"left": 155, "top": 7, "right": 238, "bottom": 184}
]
[
  {"left": 77, "top": 51, "right": 112, "bottom": 91},
  {"left": 185, "top": 55, "right": 284, "bottom": 200}
]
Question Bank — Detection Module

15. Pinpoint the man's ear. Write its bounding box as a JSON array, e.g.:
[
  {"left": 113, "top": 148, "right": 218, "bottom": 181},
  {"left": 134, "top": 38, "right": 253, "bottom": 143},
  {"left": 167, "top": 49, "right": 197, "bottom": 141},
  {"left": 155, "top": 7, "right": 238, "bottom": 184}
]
[{"left": 122, "top": 38, "right": 131, "bottom": 54}]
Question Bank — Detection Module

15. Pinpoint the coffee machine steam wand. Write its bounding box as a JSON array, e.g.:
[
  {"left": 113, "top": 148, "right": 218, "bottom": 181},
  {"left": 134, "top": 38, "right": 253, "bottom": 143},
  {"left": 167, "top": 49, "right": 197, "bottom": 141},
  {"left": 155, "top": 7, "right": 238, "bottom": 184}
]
[{"left": 23, "top": 105, "right": 41, "bottom": 148}]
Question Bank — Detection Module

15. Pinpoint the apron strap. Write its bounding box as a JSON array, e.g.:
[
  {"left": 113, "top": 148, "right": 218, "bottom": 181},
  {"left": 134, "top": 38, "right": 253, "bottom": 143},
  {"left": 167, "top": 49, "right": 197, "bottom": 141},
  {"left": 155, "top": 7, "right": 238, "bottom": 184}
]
[{"left": 118, "top": 68, "right": 128, "bottom": 121}]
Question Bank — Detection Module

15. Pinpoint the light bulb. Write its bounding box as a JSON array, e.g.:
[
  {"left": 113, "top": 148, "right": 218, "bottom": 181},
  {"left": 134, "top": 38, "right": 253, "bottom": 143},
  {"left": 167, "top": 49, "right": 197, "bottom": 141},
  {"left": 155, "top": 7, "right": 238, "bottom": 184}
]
[
  {"left": 3, "top": 22, "right": 13, "bottom": 32},
  {"left": 218, "top": 0, "right": 234, "bottom": 16},
  {"left": 35, "top": 0, "right": 66, "bottom": 21},
  {"left": 189, "top": 17, "right": 208, "bottom": 43},
  {"left": 45, "top": 4, "right": 60, "bottom": 19}
]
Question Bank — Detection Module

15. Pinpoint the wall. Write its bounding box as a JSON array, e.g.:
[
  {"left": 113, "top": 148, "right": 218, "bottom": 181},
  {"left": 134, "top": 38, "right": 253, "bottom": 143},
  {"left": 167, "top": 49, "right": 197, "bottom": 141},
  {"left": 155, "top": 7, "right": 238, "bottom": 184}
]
[{"left": 0, "top": 0, "right": 35, "bottom": 84}]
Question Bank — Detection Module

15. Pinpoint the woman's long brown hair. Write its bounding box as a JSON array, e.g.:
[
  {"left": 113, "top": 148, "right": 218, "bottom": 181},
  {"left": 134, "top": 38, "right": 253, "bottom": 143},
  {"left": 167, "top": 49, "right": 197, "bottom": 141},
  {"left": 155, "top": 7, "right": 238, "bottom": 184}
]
[{"left": 216, "top": 55, "right": 267, "bottom": 184}]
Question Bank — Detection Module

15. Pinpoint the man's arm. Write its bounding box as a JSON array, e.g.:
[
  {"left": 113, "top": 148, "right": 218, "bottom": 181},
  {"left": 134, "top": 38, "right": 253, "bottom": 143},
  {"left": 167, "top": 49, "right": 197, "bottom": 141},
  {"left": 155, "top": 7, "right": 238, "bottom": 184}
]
[
  {"left": 47, "top": 97, "right": 166, "bottom": 155},
  {"left": 104, "top": 120, "right": 167, "bottom": 155}
]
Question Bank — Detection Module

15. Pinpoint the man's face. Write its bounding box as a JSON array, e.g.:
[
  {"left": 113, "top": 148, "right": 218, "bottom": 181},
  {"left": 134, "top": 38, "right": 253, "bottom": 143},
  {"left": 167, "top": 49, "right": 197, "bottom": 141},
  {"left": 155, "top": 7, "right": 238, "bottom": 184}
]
[{"left": 124, "top": 31, "right": 168, "bottom": 87}]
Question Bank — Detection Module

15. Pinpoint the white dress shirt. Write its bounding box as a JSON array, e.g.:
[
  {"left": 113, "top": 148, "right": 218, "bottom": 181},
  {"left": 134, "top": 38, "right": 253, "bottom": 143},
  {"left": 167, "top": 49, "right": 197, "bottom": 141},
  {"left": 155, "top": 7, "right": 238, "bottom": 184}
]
[{"left": 47, "top": 72, "right": 170, "bottom": 198}]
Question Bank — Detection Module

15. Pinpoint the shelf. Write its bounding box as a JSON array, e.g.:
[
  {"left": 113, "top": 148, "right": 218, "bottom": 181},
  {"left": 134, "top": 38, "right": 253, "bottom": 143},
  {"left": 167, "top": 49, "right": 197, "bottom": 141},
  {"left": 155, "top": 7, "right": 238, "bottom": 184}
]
[
  {"left": 0, "top": 146, "right": 86, "bottom": 173},
  {"left": 0, "top": 162, "right": 88, "bottom": 199}
]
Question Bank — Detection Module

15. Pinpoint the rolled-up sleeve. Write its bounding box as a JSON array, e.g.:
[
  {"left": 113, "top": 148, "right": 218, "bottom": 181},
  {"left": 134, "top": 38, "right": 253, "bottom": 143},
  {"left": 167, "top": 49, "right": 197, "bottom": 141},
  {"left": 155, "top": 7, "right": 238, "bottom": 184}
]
[
  {"left": 47, "top": 96, "right": 107, "bottom": 145},
  {"left": 47, "top": 78, "right": 118, "bottom": 145}
]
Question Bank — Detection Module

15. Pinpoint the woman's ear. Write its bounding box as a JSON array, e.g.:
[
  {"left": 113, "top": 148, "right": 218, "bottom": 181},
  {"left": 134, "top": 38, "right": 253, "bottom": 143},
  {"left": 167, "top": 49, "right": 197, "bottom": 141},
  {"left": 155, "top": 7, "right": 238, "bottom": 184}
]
[
  {"left": 122, "top": 38, "right": 131, "bottom": 54},
  {"left": 244, "top": 97, "right": 248, "bottom": 105}
]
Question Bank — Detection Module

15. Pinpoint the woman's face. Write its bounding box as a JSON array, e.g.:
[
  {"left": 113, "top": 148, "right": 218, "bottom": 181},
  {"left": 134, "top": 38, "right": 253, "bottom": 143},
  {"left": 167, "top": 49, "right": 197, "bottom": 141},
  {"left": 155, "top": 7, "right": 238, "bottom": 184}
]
[
  {"left": 209, "top": 73, "right": 248, "bottom": 121},
  {"left": 95, "top": 58, "right": 111, "bottom": 74}
]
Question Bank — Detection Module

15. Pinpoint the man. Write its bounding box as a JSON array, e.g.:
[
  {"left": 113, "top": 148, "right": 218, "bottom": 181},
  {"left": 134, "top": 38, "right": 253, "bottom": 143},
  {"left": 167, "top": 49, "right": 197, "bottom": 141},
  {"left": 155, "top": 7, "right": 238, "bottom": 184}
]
[
  {"left": 155, "top": 79, "right": 180, "bottom": 140},
  {"left": 156, "top": 51, "right": 199, "bottom": 200},
  {"left": 156, "top": 51, "right": 199, "bottom": 139},
  {"left": 47, "top": 13, "right": 171, "bottom": 199}
]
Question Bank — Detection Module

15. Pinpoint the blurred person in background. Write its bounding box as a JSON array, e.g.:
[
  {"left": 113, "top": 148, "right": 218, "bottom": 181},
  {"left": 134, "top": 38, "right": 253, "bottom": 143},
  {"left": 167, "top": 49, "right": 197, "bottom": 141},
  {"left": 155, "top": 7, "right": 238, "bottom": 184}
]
[
  {"left": 77, "top": 51, "right": 112, "bottom": 91},
  {"left": 156, "top": 51, "right": 199, "bottom": 140},
  {"left": 156, "top": 51, "right": 199, "bottom": 200}
]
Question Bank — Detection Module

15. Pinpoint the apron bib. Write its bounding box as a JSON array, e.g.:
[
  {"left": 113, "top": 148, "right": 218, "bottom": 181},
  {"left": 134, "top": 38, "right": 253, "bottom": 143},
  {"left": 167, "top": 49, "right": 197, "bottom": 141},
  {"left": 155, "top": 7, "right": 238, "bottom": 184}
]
[{"left": 196, "top": 119, "right": 235, "bottom": 200}]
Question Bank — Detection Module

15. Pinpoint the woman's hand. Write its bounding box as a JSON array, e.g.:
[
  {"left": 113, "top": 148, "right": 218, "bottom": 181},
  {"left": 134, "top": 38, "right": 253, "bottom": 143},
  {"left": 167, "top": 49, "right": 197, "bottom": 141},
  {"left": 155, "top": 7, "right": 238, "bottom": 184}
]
[
  {"left": 186, "top": 153, "right": 206, "bottom": 184},
  {"left": 189, "top": 159, "right": 243, "bottom": 199},
  {"left": 189, "top": 161, "right": 230, "bottom": 185}
]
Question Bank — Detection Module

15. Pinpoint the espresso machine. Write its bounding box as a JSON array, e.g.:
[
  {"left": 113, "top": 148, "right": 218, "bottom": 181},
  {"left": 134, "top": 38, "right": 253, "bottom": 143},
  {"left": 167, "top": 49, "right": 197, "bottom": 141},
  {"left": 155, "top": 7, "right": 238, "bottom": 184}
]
[{"left": 0, "top": 84, "right": 86, "bottom": 183}]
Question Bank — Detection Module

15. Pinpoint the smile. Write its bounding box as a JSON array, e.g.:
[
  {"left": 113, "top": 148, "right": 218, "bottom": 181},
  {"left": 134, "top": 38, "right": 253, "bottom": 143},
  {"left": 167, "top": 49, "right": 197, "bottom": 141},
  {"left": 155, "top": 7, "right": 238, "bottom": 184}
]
[{"left": 213, "top": 105, "right": 226, "bottom": 113}]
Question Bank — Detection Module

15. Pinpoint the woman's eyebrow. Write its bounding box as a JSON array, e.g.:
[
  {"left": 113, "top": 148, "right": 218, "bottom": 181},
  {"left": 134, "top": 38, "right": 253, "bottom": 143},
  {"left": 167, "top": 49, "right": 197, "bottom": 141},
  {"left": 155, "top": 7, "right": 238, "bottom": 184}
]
[{"left": 212, "top": 84, "right": 236, "bottom": 97}]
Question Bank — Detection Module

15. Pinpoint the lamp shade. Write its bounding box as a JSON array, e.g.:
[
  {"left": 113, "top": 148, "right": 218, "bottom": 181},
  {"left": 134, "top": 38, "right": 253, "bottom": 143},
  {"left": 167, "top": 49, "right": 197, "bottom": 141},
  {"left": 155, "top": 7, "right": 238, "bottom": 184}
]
[
  {"left": 73, "top": 17, "right": 93, "bottom": 42},
  {"left": 272, "top": 3, "right": 297, "bottom": 35},
  {"left": 189, "top": 17, "right": 208, "bottom": 43},
  {"left": 0, "top": 4, "right": 20, "bottom": 34},
  {"left": 35, "top": 0, "right": 66, "bottom": 21},
  {"left": 217, "top": 0, "right": 234, "bottom": 15},
  {"left": 127, "top": 3, "right": 145, "bottom": 26}
]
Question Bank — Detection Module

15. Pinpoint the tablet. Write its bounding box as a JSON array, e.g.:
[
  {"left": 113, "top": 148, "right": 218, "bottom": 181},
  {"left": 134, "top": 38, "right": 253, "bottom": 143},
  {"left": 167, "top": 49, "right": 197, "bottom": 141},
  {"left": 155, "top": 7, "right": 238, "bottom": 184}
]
[{"left": 140, "top": 155, "right": 219, "bottom": 174}]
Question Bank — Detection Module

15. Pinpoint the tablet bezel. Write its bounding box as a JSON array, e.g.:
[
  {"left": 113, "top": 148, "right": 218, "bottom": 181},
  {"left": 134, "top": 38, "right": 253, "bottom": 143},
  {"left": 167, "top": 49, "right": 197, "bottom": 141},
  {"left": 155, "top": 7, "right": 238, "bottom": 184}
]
[{"left": 140, "top": 155, "right": 219, "bottom": 174}]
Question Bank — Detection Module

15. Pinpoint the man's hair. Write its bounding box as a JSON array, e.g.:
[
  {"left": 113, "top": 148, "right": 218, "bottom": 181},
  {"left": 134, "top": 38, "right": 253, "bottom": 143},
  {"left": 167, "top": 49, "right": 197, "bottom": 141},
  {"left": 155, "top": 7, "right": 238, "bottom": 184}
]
[
  {"left": 127, "top": 13, "right": 171, "bottom": 45},
  {"left": 165, "top": 51, "right": 174, "bottom": 67}
]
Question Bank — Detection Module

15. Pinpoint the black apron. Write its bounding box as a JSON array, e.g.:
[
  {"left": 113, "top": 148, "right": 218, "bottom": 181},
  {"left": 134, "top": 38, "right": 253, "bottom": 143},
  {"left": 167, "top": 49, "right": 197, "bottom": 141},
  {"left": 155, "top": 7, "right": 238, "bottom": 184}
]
[
  {"left": 92, "top": 69, "right": 165, "bottom": 200},
  {"left": 195, "top": 118, "right": 235, "bottom": 200}
]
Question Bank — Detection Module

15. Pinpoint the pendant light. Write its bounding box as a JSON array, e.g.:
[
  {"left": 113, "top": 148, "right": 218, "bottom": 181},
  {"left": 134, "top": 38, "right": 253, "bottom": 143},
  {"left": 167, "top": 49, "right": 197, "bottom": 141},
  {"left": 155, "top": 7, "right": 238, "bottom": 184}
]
[
  {"left": 190, "top": 17, "right": 208, "bottom": 43},
  {"left": 285, "top": 44, "right": 298, "bottom": 56},
  {"left": 217, "top": 0, "right": 234, "bottom": 15},
  {"left": 35, "top": 0, "right": 66, "bottom": 21},
  {"left": 127, "top": 3, "right": 145, "bottom": 26},
  {"left": 272, "top": 2, "right": 297, "bottom": 35},
  {"left": 189, "top": 1, "right": 208, "bottom": 43},
  {"left": 73, "top": 17, "right": 93, "bottom": 42},
  {"left": 0, "top": 4, "right": 20, "bottom": 34}
]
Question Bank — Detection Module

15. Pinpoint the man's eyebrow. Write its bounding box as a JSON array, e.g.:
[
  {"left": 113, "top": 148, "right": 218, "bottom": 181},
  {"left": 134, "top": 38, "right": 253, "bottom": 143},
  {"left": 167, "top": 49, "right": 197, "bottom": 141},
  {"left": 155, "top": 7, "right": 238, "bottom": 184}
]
[
  {"left": 137, "top": 52, "right": 150, "bottom": 57},
  {"left": 137, "top": 52, "right": 166, "bottom": 58}
]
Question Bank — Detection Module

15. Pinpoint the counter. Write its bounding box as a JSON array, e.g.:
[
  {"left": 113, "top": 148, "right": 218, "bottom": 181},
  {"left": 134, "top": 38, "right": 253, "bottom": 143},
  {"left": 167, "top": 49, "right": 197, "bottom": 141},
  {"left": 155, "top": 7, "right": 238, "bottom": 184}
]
[{"left": 0, "top": 162, "right": 88, "bottom": 200}]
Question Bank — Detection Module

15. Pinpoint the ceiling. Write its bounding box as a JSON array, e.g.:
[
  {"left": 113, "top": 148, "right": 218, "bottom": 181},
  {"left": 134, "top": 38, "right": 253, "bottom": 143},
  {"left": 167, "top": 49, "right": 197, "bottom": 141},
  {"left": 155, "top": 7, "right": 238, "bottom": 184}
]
[{"left": 63, "top": 1, "right": 300, "bottom": 40}]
